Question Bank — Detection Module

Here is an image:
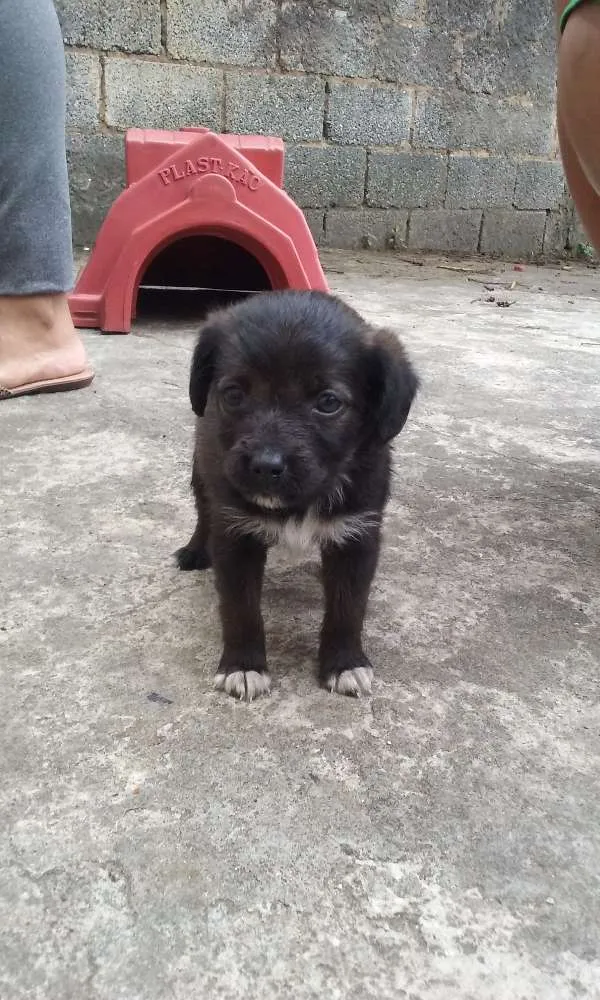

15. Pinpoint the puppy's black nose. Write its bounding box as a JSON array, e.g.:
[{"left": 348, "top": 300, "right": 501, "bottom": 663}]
[{"left": 250, "top": 449, "right": 285, "bottom": 482}]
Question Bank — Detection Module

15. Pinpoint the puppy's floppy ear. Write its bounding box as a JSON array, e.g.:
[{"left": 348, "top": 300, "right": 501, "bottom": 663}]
[
  {"left": 189, "top": 322, "right": 222, "bottom": 416},
  {"left": 366, "top": 328, "right": 419, "bottom": 443}
]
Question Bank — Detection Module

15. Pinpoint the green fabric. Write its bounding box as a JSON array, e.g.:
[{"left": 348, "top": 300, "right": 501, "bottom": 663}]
[{"left": 561, "top": 0, "right": 599, "bottom": 32}]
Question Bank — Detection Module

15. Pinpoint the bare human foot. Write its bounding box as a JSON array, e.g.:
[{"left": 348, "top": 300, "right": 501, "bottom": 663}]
[{"left": 0, "top": 293, "right": 93, "bottom": 396}]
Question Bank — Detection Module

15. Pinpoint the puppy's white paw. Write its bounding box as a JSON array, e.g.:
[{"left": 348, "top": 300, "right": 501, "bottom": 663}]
[
  {"left": 326, "top": 666, "right": 374, "bottom": 698},
  {"left": 214, "top": 670, "right": 271, "bottom": 702}
]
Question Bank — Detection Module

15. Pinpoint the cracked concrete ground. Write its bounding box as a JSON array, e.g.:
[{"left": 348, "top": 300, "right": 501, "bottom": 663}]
[{"left": 1, "top": 251, "right": 599, "bottom": 999}]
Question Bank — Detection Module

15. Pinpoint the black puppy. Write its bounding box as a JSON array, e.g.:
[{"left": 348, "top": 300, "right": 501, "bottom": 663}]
[{"left": 177, "top": 290, "right": 418, "bottom": 701}]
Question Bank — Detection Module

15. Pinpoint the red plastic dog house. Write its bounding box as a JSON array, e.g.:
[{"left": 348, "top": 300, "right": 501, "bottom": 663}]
[{"left": 68, "top": 127, "right": 329, "bottom": 333}]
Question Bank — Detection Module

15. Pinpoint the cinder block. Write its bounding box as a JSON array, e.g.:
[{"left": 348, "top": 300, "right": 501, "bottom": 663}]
[
  {"left": 414, "top": 92, "right": 555, "bottom": 158},
  {"left": 480, "top": 209, "right": 546, "bottom": 258},
  {"left": 387, "top": 0, "right": 419, "bottom": 14},
  {"left": 408, "top": 209, "right": 482, "bottom": 253},
  {"left": 331, "top": 0, "right": 418, "bottom": 12},
  {"left": 167, "top": 0, "right": 277, "bottom": 67},
  {"left": 327, "top": 82, "right": 412, "bottom": 146},
  {"left": 225, "top": 73, "right": 324, "bottom": 143},
  {"left": 279, "top": 2, "right": 376, "bottom": 77},
  {"left": 56, "top": 0, "right": 161, "bottom": 53},
  {"left": 543, "top": 211, "right": 569, "bottom": 259},
  {"left": 514, "top": 161, "right": 566, "bottom": 210},
  {"left": 446, "top": 156, "right": 516, "bottom": 209},
  {"left": 65, "top": 51, "right": 100, "bottom": 130},
  {"left": 67, "top": 134, "right": 125, "bottom": 247},
  {"left": 374, "top": 24, "right": 454, "bottom": 88},
  {"left": 367, "top": 152, "right": 447, "bottom": 208},
  {"left": 567, "top": 214, "right": 598, "bottom": 259},
  {"left": 325, "top": 209, "right": 407, "bottom": 250},
  {"left": 424, "top": 0, "right": 489, "bottom": 32},
  {"left": 302, "top": 210, "right": 326, "bottom": 246},
  {"left": 284, "top": 145, "right": 367, "bottom": 208},
  {"left": 459, "top": 34, "right": 556, "bottom": 104},
  {"left": 105, "top": 59, "right": 223, "bottom": 131},
  {"left": 457, "top": 3, "right": 555, "bottom": 102}
]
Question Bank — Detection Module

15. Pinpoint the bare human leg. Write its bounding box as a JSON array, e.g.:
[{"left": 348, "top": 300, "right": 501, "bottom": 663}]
[
  {"left": 0, "top": 0, "right": 92, "bottom": 399},
  {"left": 556, "top": 0, "right": 600, "bottom": 253}
]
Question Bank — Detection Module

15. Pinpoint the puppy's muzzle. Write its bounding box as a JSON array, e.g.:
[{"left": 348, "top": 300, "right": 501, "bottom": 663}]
[
  {"left": 247, "top": 447, "right": 285, "bottom": 491},
  {"left": 225, "top": 433, "right": 322, "bottom": 508}
]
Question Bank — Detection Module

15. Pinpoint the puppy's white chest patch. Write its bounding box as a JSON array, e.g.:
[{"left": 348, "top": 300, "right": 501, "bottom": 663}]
[
  {"left": 225, "top": 508, "right": 378, "bottom": 550},
  {"left": 277, "top": 511, "right": 343, "bottom": 550}
]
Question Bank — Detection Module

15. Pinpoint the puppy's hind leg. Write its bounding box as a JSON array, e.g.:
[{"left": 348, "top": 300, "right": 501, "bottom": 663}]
[{"left": 176, "top": 468, "right": 212, "bottom": 571}]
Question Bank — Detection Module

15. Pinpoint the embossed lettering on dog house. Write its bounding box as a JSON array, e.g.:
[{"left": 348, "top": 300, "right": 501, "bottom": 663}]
[{"left": 68, "top": 128, "right": 329, "bottom": 334}]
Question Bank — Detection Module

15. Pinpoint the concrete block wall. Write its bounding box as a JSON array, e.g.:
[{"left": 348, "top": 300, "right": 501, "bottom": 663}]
[{"left": 58, "top": 0, "right": 578, "bottom": 260}]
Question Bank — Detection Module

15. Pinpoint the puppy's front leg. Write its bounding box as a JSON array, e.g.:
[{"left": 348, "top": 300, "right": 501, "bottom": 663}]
[
  {"left": 319, "top": 529, "right": 381, "bottom": 697},
  {"left": 212, "top": 532, "right": 270, "bottom": 702}
]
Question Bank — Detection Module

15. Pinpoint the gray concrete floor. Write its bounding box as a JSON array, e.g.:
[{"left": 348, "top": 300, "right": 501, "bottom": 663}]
[{"left": 2, "top": 252, "right": 600, "bottom": 999}]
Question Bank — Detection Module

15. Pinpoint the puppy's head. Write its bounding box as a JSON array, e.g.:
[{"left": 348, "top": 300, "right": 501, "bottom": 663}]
[{"left": 190, "top": 291, "right": 417, "bottom": 512}]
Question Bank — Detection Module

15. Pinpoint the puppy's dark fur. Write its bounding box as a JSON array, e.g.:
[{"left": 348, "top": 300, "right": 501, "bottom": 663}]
[{"left": 177, "top": 290, "right": 418, "bottom": 701}]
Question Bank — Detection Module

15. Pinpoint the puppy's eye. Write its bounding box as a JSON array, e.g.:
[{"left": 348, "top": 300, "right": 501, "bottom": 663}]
[
  {"left": 314, "top": 390, "right": 344, "bottom": 415},
  {"left": 221, "top": 385, "right": 245, "bottom": 410}
]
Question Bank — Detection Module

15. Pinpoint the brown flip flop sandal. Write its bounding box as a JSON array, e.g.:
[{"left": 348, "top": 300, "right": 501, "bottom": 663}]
[{"left": 0, "top": 369, "right": 94, "bottom": 400}]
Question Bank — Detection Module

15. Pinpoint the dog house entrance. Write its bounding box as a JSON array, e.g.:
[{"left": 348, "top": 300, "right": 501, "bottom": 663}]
[{"left": 136, "top": 234, "right": 272, "bottom": 321}]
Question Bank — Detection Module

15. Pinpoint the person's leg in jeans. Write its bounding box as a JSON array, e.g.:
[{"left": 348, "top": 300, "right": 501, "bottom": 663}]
[
  {"left": 0, "top": 0, "right": 93, "bottom": 397},
  {"left": 556, "top": 0, "right": 600, "bottom": 251}
]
